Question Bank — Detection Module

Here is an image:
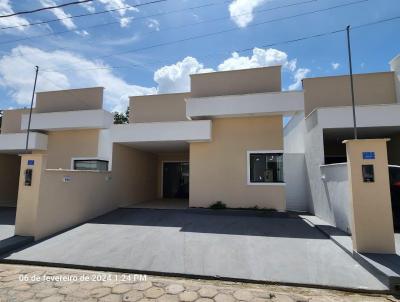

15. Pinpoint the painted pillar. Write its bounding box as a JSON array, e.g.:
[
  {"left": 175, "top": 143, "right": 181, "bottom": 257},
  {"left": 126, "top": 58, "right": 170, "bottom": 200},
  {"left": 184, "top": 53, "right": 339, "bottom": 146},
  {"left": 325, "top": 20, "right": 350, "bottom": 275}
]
[
  {"left": 344, "top": 139, "right": 395, "bottom": 254},
  {"left": 14, "top": 154, "right": 47, "bottom": 238}
]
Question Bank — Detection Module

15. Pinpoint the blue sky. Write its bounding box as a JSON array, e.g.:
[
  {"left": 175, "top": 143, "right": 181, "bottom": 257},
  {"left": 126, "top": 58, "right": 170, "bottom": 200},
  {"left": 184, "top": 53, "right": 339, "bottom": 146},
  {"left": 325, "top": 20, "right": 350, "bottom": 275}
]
[{"left": 0, "top": 0, "right": 399, "bottom": 112}]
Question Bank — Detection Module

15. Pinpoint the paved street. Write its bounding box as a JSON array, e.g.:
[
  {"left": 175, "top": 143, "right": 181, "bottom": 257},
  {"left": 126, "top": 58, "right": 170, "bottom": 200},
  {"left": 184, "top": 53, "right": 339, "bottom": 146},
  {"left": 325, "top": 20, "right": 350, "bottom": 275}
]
[{"left": 0, "top": 263, "right": 397, "bottom": 302}]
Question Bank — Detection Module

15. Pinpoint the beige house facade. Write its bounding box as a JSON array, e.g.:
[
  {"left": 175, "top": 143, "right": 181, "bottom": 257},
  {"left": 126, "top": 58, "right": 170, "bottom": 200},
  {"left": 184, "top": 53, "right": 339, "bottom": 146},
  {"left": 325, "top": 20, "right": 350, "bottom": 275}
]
[{"left": 0, "top": 56, "right": 400, "bottom": 251}]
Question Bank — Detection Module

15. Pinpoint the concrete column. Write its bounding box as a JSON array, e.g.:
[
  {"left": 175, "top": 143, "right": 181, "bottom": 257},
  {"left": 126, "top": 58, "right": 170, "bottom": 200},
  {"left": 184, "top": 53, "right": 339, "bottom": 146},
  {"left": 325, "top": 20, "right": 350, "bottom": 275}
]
[
  {"left": 344, "top": 139, "right": 395, "bottom": 254},
  {"left": 14, "top": 154, "right": 47, "bottom": 238}
]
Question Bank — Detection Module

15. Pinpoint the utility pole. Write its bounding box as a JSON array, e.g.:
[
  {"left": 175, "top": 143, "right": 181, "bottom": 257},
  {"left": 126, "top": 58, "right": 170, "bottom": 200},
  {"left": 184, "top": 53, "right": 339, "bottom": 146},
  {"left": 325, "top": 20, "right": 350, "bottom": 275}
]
[
  {"left": 346, "top": 25, "right": 358, "bottom": 140},
  {"left": 25, "top": 66, "right": 39, "bottom": 152}
]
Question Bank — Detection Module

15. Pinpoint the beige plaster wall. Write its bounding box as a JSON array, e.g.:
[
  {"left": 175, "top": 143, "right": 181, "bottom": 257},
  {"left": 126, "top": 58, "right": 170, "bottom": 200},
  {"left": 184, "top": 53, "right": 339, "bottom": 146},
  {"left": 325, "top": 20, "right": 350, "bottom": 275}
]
[
  {"left": 190, "top": 116, "right": 285, "bottom": 209},
  {"left": 35, "top": 87, "right": 103, "bottom": 113},
  {"left": 303, "top": 72, "right": 397, "bottom": 116},
  {"left": 1, "top": 109, "right": 30, "bottom": 134},
  {"left": 190, "top": 66, "right": 282, "bottom": 98},
  {"left": 129, "top": 93, "right": 190, "bottom": 123},
  {"left": 35, "top": 169, "right": 114, "bottom": 240},
  {"left": 156, "top": 152, "right": 189, "bottom": 198},
  {"left": 46, "top": 130, "right": 100, "bottom": 169},
  {"left": 0, "top": 154, "right": 20, "bottom": 204},
  {"left": 15, "top": 154, "right": 46, "bottom": 237},
  {"left": 111, "top": 144, "right": 157, "bottom": 206},
  {"left": 15, "top": 144, "right": 160, "bottom": 240},
  {"left": 15, "top": 154, "right": 116, "bottom": 240},
  {"left": 345, "top": 139, "right": 395, "bottom": 253}
]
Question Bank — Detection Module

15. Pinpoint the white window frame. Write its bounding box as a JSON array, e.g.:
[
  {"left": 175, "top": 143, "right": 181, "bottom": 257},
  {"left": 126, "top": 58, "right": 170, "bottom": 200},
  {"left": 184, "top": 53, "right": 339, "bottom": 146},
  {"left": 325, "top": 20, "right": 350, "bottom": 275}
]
[
  {"left": 246, "top": 150, "right": 285, "bottom": 186},
  {"left": 71, "top": 157, "right": 110, "bottom": 171}
]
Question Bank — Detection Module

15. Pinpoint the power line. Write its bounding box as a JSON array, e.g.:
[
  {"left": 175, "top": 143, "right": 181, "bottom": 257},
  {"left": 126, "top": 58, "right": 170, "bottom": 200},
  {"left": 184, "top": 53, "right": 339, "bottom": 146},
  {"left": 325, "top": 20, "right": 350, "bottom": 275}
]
[
  {"left": 0, "top": 0, "right": 94, "bottom": 19},
  {"left": 160, "top": 0, "right": 318, "bottom": 33},
  {"left": 96, "top": 0, "right": 369, "bottom": 60},
  {"left": 0, "top": 0, "right": 177, "bottom": 30},
  {"left": 0, "top": 0, "right": 366, "bottom": 51},
  {"left": 0, "top": 0, "right": 168, "bottom": 46},
  {"left": 0, "top": 0, "right": 306, "bottom": 31},
  {"left": 0, "top": 0, "right": 317, "bottom": 62},
  {"left": 41, "top": 15, "right": 400, "bottom": 74}
]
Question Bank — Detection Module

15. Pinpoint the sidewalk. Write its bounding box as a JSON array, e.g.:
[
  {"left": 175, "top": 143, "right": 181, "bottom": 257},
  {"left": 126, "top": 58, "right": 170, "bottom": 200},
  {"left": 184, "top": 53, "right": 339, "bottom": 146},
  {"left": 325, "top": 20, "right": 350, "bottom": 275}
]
[{"left": 0, "top": 264, "right": 397, "bottom": 302}]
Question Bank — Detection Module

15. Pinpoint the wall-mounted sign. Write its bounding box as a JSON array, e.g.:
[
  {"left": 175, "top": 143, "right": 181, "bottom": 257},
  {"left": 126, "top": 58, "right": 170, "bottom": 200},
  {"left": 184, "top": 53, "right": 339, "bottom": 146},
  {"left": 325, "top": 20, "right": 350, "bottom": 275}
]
[
  {"left": 362, "top": 152, "right": 375, "bottom": 160},
  {"left": 63, "top": 176, "right": 72, "bottom": 183},
  {"left": 27, "top": 160, "right": 35, "bottom": 166}
]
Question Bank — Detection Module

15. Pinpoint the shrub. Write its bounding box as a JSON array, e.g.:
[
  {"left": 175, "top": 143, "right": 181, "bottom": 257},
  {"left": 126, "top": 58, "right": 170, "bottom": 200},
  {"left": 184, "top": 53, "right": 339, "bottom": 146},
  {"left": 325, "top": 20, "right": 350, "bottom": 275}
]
[{"left": 209, "top": 201, "right": 227, "bottom": 209}]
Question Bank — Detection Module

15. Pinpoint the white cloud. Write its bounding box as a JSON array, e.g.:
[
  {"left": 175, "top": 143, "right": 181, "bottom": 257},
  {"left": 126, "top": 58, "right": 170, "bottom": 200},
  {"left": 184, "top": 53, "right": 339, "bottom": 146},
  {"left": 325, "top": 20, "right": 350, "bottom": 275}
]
[
  {"left": 154, "top": 48, "right": 308, "bottom": 93},
  {"left": 98, "top": 0, "right": 138, "bottom": 28},
  {"left": 102, "top": 34, "right": 140, "bottom": 46},
  {"left": 39, "top": 0, "right": 77, "bottom": 30},
  {"left": 154, "top": 57, "right": 213, "bottom": 93},
  {"left": 218, "top": 48, "right": 297, "bottom": 72},
  {"left": 0, "top": 0, "right": 30, "bottom": 30},
  {"left": 98, "top": 0, "right": 137, "bottom": 16},
  {"left": 120, "top": 17, "right": 133, "bottom": 28},
  {"left": 80, "top": 2, "right": 96, "bottom": 13},
  {"left": 0, "top": 46, "right": 155, "bottom": 112},
  {"left": 229, "top": 0, "right": 267, "bottom": 28},
  {"left": 147, "top": 18, "right": 160, "bottom": 31},
  {"left": 288, "top": 68, "right": 310, "bottom": 91},
  {"left": 331, "top": 62, "right": 340, "bottom": 70}
]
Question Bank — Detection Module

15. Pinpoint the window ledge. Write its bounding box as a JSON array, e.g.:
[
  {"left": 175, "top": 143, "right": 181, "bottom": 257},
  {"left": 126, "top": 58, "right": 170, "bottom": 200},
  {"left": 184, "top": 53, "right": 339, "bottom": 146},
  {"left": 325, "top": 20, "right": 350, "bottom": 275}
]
[{"left": 247, "top": 182, "right": 286, "bottom": 186}]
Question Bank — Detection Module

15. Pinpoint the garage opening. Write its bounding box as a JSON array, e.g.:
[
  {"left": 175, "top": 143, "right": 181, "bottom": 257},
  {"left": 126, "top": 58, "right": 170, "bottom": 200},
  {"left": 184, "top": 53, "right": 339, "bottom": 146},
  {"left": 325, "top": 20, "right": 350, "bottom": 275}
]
[
  {"left": 0, "top": 154, "right": 21, "bottom": 207},
  {"left": 112, "top": 143, "right": 189, "bottom": 209}
]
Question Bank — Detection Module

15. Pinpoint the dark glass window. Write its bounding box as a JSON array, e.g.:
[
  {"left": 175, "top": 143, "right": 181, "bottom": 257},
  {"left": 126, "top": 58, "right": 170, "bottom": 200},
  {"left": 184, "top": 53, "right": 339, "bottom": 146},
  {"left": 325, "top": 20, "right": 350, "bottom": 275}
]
[
  {"left": 249, "top": 153, "right": 284, "bottom": 183},
  {"left": 73, "top": 160, "right": 108, "bottom": 171}
]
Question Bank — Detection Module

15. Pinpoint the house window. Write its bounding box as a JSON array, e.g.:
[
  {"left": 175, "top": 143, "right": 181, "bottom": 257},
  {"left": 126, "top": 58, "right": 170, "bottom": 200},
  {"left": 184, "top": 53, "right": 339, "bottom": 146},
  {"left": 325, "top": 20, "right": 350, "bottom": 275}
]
[
  {"left": 73, "top": 159, "right": 108, "bottom": 171},
  {"left": 248, "top": 151, "right": 284, "bottom": 184}
]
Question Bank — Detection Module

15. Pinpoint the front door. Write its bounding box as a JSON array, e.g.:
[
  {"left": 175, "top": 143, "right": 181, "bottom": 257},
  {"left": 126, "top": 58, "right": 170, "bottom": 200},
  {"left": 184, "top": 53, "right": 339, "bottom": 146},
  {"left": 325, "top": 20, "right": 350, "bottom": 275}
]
[{"left": 163, "top": 162, "right": 189, "bottom": 199}]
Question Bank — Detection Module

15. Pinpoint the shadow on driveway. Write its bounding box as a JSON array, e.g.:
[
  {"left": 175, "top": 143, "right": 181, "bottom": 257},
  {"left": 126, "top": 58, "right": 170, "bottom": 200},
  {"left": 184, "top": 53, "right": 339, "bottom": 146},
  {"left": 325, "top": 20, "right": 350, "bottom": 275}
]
[{"left": 90, "top": 208, "right": 326, "bottom": 239}]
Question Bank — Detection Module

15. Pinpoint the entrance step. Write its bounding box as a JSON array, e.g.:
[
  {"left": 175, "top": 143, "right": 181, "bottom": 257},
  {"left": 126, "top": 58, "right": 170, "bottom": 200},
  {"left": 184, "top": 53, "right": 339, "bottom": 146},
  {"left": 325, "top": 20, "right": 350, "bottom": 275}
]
[
  {"left": 302, "top": 215, "right": 400, "bottom": 293},
  {"left": 0, "top": 235, "right": 33, "bottom": 256}
]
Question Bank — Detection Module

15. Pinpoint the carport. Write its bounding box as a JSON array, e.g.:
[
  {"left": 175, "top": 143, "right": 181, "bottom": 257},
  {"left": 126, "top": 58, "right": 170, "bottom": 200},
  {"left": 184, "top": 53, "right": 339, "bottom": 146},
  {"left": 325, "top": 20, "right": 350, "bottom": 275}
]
[
  {"left": 110, "top": 120, "right": 211, "bottom": 209},
  {"left": 111, "top": 142, "right": 189, "bottom": 209},
  {"left": 3, "top": 208, "right": 388, "bottom": 291}
]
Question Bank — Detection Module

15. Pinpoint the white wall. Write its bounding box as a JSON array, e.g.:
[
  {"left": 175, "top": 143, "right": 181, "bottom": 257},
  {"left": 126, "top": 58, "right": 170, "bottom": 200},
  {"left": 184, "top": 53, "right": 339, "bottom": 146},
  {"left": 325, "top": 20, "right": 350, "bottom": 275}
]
[
  {"left": 284, "top": 112, "right": 305, "bottom": 153},
  {"left": 283, "top": 112, "right": 310, "bottom": 212},
  {"left": 186, "top": 91, "right": 304, "bottom": 119},
  {"left": 21, "top": 109, "right": 113, "bottom": 131},
  {"left": 0, "top": 132, "right": 48, "bottom": 152},
  {"left": 304, "top": 112, "right": 352, "bottom": 230},
  {"left": 320, "top": 163, "right": 351, "bottom": 233},
  {"left": 284, "top": 153, "right": 310, "bottom": 211},
  {"left": 390, "top": 55, "right": 400, "bottom": 103},
  {"left": 111, "top": 120, "right": 212, "bottom": 143},
  {"left": 97, "top": 129, "right": 113, "bottom": 169},
  {"left": 304, "top": 114, "right": 333, "bottom": 221}
]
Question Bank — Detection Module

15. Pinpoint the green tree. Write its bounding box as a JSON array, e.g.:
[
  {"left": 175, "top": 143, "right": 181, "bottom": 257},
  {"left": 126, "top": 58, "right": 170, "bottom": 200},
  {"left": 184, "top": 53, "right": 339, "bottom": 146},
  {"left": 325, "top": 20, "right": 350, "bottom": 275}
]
[{"left": 113, "top": 107, "right": 130, "bottom": 124}]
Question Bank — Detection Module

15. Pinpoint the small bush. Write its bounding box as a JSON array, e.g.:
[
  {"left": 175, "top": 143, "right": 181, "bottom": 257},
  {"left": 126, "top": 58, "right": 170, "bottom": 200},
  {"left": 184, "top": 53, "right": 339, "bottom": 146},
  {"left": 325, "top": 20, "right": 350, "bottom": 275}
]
[{"left": 209, "top": 201, "right": 227, "bottom": 209}]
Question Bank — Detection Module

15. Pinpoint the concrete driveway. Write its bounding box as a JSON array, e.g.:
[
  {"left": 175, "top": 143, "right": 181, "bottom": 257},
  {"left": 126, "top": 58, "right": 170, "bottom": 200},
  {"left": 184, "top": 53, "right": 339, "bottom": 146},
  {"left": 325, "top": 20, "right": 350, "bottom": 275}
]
[{"left": 3, "top": 209, "right": 387, "bottom": 291}]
